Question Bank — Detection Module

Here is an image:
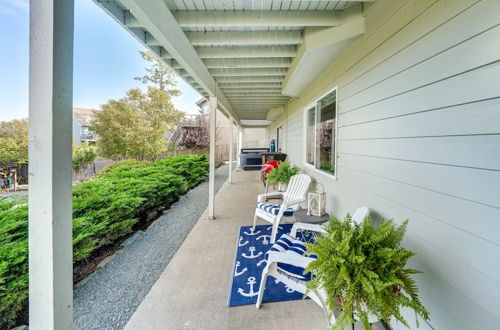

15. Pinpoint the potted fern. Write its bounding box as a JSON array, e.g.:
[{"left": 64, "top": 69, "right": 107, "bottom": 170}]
[
  {"left": 265, "top": 161, "right": 300, "bottom": 191},
  {"left": 305, "top": 215, "right": 430, "bottom": 329}
]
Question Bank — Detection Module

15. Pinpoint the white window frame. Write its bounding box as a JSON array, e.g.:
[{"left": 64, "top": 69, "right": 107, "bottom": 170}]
[{"left": 302, "top": 86, "right": 338, "bottom": 180}]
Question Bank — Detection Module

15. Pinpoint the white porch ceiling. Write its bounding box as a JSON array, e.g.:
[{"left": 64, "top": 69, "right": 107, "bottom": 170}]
[{"left": 95, "top": 0, "right": 369, "bottom": 123}]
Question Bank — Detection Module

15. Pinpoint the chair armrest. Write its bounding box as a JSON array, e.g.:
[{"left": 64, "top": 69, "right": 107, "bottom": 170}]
[
  {"left": 291, "top": 222, "right": 327, "bottom": 237},
  {"left": 258, "top": 192, "right": 284, "bottom": 202},
  {"left": 282, "top": 197, "right": 306, "bottom": 208},
  {"left": 266, "top": 251, "right": 316, "bottom": 269}
]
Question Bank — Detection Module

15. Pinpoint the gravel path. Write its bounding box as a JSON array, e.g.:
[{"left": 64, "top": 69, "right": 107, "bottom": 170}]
[
  {"left": 73, "top": 164, "right": 230, "bottom": 330},
  {"left": 0, "top": 190, "right": 28, "bottom": 197}
]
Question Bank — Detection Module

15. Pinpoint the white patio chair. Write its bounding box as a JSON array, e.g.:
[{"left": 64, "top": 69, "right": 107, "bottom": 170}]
[
  {"left": 253, "top": 173, "right": 312, "bottom": 244},
  {"left": 256, "top": 206, "right": 371, "bottom": 327}
]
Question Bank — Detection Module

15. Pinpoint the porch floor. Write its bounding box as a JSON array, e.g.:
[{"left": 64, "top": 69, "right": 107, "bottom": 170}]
[{"left": 125, "top": 168, "right": 328, "bottom": 329}]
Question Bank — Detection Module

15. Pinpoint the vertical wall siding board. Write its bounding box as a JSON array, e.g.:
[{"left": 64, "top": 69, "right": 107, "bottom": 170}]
[
  {"left": 336, "top": 158, "right": 500, "bottom": 276},
  {"left": 339, "top": 98, "right": 500, "bottom": 139},
  {"left": 340, "top": 153, "right": 500, "bottom": 210},
  {"left": 338, "top": 0, "right": 487, "bottom": 102},
  {"left": 273, "top": 0, "right": 500, "bottom": 327},
  {"left": 340, "top": 0, "right": 499, "bottom": 102},
  {"left": 340, "top": 25, "right": 500, "bottom": 112},
  {"left": 402, "top": 231, "right": 500, "bottom": 323},
  {"left": 339, "top": 62, "right": 500, "bottom": 127},
  {"left": 288, "top": 0, "right": 438, "bottom": 114},
  {"left": 336, "top": 163, "right": 500, "bottom": 248},
  {"left": 405, "top": 258, "right": 499, "bottom": 330},
  {"left": 339, "top": 135, "right": 500, "bottom": 171},
  {"left": 315, "top": 165, "right": 500, "bottom": 323}
]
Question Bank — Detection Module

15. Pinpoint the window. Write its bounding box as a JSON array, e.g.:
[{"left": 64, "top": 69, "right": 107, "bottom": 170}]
[
  {"left": 306, "top": 107, "right": 315, "bottom": 165},
  {"left": 304, "top": 88, "right": 337, "bottom": 176}
]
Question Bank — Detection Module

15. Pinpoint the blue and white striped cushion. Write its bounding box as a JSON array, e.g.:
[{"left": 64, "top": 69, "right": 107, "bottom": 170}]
[
  {"left": 256, "top": 202, "right": 294, "bottom": 216},
  {"left": 264, "top": 234, "right": 316, "bottom": 281}
]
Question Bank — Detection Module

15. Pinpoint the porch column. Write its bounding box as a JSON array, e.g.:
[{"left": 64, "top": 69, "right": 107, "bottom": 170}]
[
  {"left": 228, "top": 116, "right": 233, "bottom": 184},
  {"left": 29, "top": 1, "right": 74, "bottom": 329},
  {"left": 208, "top": 96, "right": 217, "bottom": 219},
  {"left": 237, "top": 127, "right": 243, "bottom": 168}
]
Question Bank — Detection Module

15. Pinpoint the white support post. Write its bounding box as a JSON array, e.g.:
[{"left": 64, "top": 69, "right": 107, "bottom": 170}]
[
  {"left": 238, "top": 127, "right": 243, "bottom": 168},
  {"left": 208, "top": 96, "right": 217, "bottom": 220},
  {"left": 228, "top": 116, "right": 233, "bottom": 184},
  {"left": 29, "top": 1, "right": 74, "bottom": 329}
]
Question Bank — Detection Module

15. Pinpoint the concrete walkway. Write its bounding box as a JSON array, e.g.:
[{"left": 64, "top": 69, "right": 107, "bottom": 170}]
[
  {"left": 73, "top": 164, "right": 230, "bottom": 330},
  {"left": 124, "top": 169, "right": 328, "bottom": 330}
]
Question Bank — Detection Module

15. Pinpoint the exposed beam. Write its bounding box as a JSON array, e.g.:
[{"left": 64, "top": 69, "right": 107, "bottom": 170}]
[
  {"left": 202, "top": 58, "right": 292, "bottom": 69},
  {"left": 196, "top": 45, "right": 296, "bottom": 59},
  {"left": 219, "top": 81, "right": 282, "bottom": 85},
  {"left": 283, "top": 5, "right": 365, "bottom": 96},
  {"left": 227, "top": 98, "right": 284, "bottom": 101},
  {"left": 209, "top": 67, "right": 288, "bottom": 76},
  {"left": 215, "top": 76, "right": 284, "bottom": 83},
  {"left": 226, "top": 95, "right": 290, "bottom": 99},
  {"left": 228, "top": 100, "right": 290, "bottom": 103},
  {"left": 231, "top": 102, "right": 287, "bottom": 105},
  {"left": 172, "top": 10, "right": 343, "bottom": 28},
  {"left": 220, "top": 87, "right": 282, "bottom": 92},
  {"left": 115, "top": 0, "right": 240, "bottom": 123},
  {"left": 224, "top": 93, "right": 284, "bottom": 99},
  {"left": 224, "top": 92, "right": 285, "bottom": 96},
  {"left": 186, "top": 31, "right": 303, "bottom": 46}
]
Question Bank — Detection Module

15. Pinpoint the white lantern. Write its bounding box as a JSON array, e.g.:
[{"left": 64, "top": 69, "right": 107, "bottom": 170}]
[{"left": 307, "top": 183, "right": 326, "bottom": 217}]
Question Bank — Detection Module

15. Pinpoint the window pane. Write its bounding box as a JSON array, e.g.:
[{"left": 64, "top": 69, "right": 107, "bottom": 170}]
[
  {"left": 306, "top": 107, "right": 315, "bottom": 165},
  {"left": 316, "top": 90, "right": 336, "bottom": 174}
]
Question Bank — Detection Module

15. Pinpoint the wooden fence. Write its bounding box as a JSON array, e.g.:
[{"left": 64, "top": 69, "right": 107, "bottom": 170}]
[{"left": 17, "top": 145, "right": 239, "bottom": 184}]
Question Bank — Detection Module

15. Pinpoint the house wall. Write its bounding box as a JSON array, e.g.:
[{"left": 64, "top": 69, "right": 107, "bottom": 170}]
[
  {"left": 267, "top": 0, "right": 500, "bottom": 328},
  {"left": 72, "top": 118, "right": 82, "bottom": 145},
  {"left": 242, "top": 128, "right": 267, "bottom": 149}
]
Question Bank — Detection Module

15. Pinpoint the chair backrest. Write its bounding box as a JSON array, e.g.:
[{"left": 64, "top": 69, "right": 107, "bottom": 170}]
[
  {"left": 283, "top": 173, "right": 312, "bottom": 209},
  {"left": 352, "top": 206, "right": 369, "bottom": 224}
]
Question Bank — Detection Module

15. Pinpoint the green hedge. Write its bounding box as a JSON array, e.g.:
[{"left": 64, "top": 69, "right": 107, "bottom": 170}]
[{"left": 0, "top": 154, "right": 208, "bottom": 328}]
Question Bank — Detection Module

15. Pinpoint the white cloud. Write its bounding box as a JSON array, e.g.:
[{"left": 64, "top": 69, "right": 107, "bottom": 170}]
[
  {"left": 2, "top": 0, "right": 28, "bottom": 11},
  {"left": 0, "top": 0, "right": 28, "bottom": 16},
  {"left": 0, "top": 4, "right": 16, "bottom": 16}
]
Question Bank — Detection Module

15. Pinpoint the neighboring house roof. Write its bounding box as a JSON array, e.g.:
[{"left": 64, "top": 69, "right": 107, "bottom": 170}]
[
  {"left": 73, "top": 107, "right": 95, "bottom": 126},
  {"left": 195, "top": 98, "right": 207, "bottom": 108}
]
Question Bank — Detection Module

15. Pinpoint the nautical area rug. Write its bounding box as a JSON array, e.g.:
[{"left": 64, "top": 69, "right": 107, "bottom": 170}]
[{"left": 228, "top": 224, "right": 308, "bottom": 307}]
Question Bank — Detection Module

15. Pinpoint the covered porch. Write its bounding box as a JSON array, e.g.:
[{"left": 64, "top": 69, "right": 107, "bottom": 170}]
[
  {"left": 28, "top": 0, "right": 500, "bottom": 329},
  {"left": 124, "top": 169, "right": 330, "bottom": 329}
]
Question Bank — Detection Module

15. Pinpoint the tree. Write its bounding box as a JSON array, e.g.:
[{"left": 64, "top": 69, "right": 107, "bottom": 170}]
[
  {"left": 0, "top": 119, "right": 29, "bottom": 167},
  {"left": 72, "top": 142, "right": 98, "bottom": 181},
  {"left": 90, "top": 51, "right": 184, "bottom": 159},
  {"left": 91, "top": 87, "right": 184, "bottom": 159},
  {"left": 178, "top": 109, "right": 209, "bottom": 149},
  {"left": 135, "top": 50, "right": 180, "bottom": 95}
]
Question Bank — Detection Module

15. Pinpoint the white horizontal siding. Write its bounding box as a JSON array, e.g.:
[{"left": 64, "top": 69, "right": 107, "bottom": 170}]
[{"left": 278, "top": 0, "right": 500, "bottom": 328}]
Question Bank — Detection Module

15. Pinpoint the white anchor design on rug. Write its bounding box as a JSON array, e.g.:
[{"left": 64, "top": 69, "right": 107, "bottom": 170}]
[
  {"left": 241, "top": 246, "right": 262, "bottom": 259},
  {"left": 238, "top": 277, "right": 259, "bottom": 297},
  {"left": 229, "top": 224, "right": 307, "bottom": 307},
  {"left": 238, "top": 236, "right": 249, "bottom": 247},
  {"left": 243, "top": 227, "right": 261, "bottom": 236},
  {"left": 266, "top": 225, "right": 283, "bottom": 231},
  {"left": 234, "top": 261, "right": 248, "bottom": 277},
  {"left": 256, "top": 234, "right": 271, "bottom": 245}
]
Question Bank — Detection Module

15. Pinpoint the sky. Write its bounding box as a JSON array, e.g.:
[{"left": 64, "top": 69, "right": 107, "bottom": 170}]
[{"left": 0, "top": 0, "right": 201, "bottom": 122}]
